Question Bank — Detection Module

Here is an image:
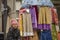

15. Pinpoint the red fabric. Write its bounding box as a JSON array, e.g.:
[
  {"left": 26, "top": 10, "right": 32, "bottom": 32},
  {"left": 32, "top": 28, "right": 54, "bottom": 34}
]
[
  {"left": 51, "top": 8, "right": 58, "bottom": 25},
  {"left": 57, "top": 33, "right": 60, "bottom": 40}
]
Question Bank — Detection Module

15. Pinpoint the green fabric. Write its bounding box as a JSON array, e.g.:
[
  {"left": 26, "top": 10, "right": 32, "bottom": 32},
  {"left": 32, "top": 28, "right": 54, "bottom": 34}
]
[{"left": 51, "top": 24, "right": 58, "bottom": 40}]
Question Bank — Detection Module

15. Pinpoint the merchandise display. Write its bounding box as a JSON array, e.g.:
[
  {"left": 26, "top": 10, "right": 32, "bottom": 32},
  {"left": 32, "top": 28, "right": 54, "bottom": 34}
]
[{"left": 18, "top": 0, "right": 59, "bottom": 40}]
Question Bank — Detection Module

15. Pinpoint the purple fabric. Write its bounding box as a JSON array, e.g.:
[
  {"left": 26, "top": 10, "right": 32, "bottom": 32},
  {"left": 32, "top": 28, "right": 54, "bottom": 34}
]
[
  {"left": 42, "top": 24, "right": 47, "bottom": 30},
  {"left": 29, "top": 7, "right": 37, "bottom": 28},
  {"left": 37, "top": 24, "right": 42, "bottom": 30},
  {"left": 46, "top": 24, "right": 51, "bottom": 30},
  {"left": 43, "top": 24, "right": 51, "bottom": 30},
  {"left": 37, "top": 24, "right": 51, "bottom": 30}
]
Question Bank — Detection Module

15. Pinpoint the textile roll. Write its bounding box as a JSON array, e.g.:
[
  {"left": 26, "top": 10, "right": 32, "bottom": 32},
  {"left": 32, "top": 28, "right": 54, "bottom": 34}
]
[
  {"left": 51, "top": 24, "right": 58, "bottom": 40},
  {"left": 19, "top": 13, "right": 23, "bottom": 36},
  {"left": 29, "top": 7, "right": 37, "bottom": 29},
  {"left": 38, "top": 7, "right": 43, "bottom": 29}
]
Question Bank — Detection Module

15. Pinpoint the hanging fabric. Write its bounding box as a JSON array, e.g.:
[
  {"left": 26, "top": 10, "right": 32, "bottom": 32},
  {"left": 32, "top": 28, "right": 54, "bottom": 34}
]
[
  {"left": 38, "top": 7, "right": 43, "bottom": 30},
  {"left": 29, "top": 6, "right": 37, "bottom": 29},
  {"left": 57, "top": 32, "right": 60, "bottom": 40},
  {"left": 41, "top": 7, "right": 46, "bottom": 30},
  {"left": 51, "top": 8, "right": 59, "bottom": 32},
  {"left": 26, "top": 13, "right": 34, "bottom": 36},
  {"left": 22, "top": 0, "right": 54, "bottom": 8},
  {"left": 40, "top": 30, "right": 52, "bottom": 40},
  {"left": 19, "top": 9, "right": 34, "bottom": 37},
  {"left": 22, "top": 12, "right": 34, "bottom": 36},
  {"left": 38, "top": 7, "right": 52, "bottom": 30},
  {"left": 51, "top": 24, "right": 58, "bottom": 40},
  {"left": 45, "top": 7, "right": 52, "bottom": 30},
  {"left": 19, "top": 12, "right": 23, "bottom": 36},
  {"left": 51, "top": 8, "right": 58, "bottom": 25}
]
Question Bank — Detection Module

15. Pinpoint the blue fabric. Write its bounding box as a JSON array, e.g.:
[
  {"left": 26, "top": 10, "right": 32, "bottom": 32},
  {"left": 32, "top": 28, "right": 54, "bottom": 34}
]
[
  {"left": 39, "top": 30, "right": 52, "bottom": 40},
  {"left": 21, "top": 0, "right": 54, "bottom": 8}
]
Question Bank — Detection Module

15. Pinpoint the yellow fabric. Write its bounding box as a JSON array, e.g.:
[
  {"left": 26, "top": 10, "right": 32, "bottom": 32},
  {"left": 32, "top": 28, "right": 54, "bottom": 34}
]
[
  {"left": 38, "top": 7, "right": 42, "bottom": 24},
  {"left": 41, "top": 7, "right": 46, "bottom": 24},
  {"left": 26, "top": 13, "right": 34, "bottom": 36},
  {"left": 22, "top": 13, "right": 27, "bottom": 36},
  {"left": 45, "top": 7, "right": 52, "bottom": 24},
  {"left": 19, "top": 13, "right": 23, "bottom": 36}
]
